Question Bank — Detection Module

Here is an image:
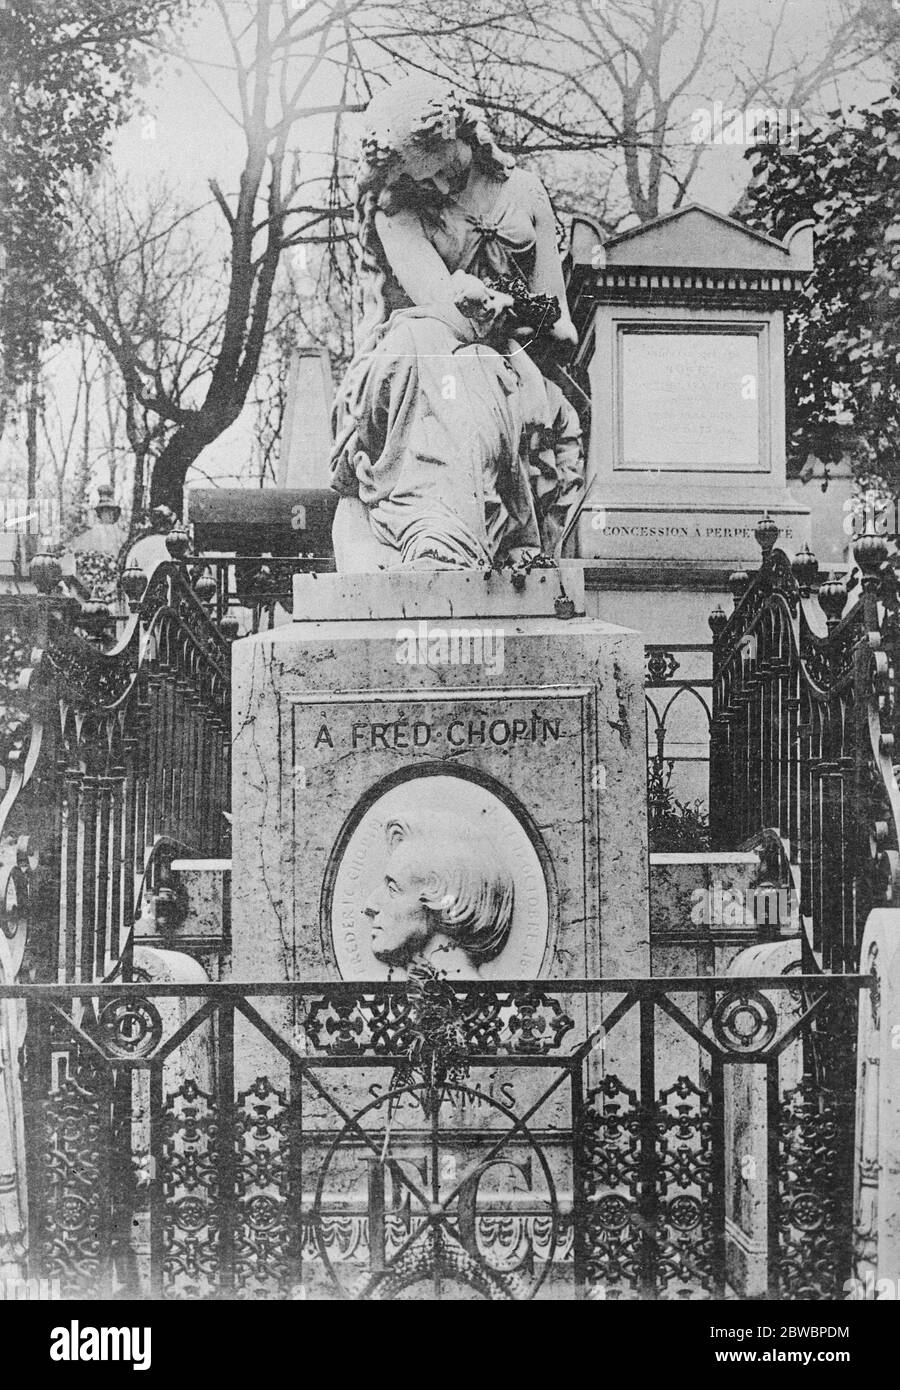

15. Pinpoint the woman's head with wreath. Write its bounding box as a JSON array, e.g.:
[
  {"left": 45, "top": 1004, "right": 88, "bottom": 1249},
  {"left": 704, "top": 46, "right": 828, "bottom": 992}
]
[{"left": 354, "top": 75, "right": 513, "bottom": 268}]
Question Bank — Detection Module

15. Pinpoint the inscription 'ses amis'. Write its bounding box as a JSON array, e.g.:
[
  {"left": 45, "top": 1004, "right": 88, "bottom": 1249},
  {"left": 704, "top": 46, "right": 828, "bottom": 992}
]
[{"left": 311, "top": 712, "right": 564, "bottom": 753}]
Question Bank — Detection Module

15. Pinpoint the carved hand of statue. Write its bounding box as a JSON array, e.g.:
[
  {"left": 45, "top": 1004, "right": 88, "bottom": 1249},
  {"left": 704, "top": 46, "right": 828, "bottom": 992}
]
[
  {"left": 450, "top": 270, "right": 514, "bottom": 339},
  {"left": 538, "top": 314, "right": 578, "bottom": 368},
  {"left": 551, "top": 316, "right": 578, "bottom": 349},
  {"left": 523, "top": 313, "right": 578, "bottom": 371}
]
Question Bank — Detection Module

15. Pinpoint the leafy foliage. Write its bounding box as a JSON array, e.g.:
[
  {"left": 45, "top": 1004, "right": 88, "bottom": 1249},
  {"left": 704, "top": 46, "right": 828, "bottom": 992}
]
[
  {"left": 648, "top": 756, "right": 711, "bottom": 853},
  {"left": 741, "top": 89, "right": 900, "bottom": 484},
  {"left": 0, "top": 623, "right": 31, "bottom": 756},
  {"left": 0, "top": 0, "right": 185, "bottom": 394},
  {"left": 390, "top": 961, "right": 471, "bottom": 1119},
  {"left": 74, "top": 551, "right": 120, "bottom": 604}
]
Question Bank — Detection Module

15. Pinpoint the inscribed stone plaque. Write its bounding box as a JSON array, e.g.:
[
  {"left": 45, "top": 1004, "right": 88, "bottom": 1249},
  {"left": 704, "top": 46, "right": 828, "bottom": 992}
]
[
  {"left": 583, "top": 506, "right": 801, "bottom": 563},
  {"left": 620, "top": 330, "right": 761, "bottom": 469},
  {"left": 288, "top": 689, "right": 584, "bottom": 979},
  {"left": 231, "top": 606, "right": 651, "bottom": 1085}
]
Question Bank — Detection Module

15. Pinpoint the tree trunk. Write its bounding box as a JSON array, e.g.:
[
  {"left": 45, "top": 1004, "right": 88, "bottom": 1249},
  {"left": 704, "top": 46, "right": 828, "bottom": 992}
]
[
  {"left": 130, "top": 442, "right": 146, "bottom": 527},
  {"left": 78, "top": 345, "right": 92, "bottom": 528},
  {"left": 25, "top": 346, "right": 40, "bottom": 561},
  {"left": 148, "top": 412, "right": 239, "bottom": 515}
]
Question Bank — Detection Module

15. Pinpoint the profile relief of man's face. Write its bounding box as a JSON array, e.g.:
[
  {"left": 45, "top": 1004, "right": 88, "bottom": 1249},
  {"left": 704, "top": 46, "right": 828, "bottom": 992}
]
[{"left": 363, "top": 810, "right": 514, "bottom": 970}]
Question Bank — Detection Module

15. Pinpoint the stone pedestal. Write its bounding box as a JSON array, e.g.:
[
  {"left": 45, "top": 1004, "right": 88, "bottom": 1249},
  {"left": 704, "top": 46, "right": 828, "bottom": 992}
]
[
  {"left": 231, "top": 563, "right": 648, "bottom": 1053},
  {"left": 229, "top": 562, "right": 650, "bottom": 1296},
  {"left": 723, "top": 939, "right": 802, "bottom": 1297},
  {"left": 850, "top": 909, "right": 900, "bottom": 1298},
  {"left": 232, "top": 564, "right": 647, "bottom": 984}
]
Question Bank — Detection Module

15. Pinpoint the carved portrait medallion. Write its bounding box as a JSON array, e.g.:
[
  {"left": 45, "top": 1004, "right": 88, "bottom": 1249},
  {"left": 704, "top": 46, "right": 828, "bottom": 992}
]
[{"left": 323, "top": 772, "right": 552, "bottom": 981}]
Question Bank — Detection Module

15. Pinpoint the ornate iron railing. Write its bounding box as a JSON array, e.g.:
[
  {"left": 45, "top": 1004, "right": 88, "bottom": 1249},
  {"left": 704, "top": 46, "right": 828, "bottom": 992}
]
[
  {"left": 644, "top": 644, "right": 712, "bottom": 851},
  {"left": 708, "top": 517, "right": 899, "bottom": 975},
  {"left": 180, "top": 555, "right": 334, "bottom": 633},
  {"left": 0, "top": 561, "right": 232, "bottom": 982},
  {"left": 5, "top": 972, "right": 867, "bottom": 1301}
]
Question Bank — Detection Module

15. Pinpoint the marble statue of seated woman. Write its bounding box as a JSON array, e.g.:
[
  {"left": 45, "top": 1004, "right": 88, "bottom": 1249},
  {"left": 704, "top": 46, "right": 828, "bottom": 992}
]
[{"left": 330, "top": 76, "right": 583, "bottom": 571}]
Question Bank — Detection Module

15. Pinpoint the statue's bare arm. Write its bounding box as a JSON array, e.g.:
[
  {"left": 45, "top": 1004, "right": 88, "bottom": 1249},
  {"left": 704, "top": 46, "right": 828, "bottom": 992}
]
[
  {"left": 375, "top": 208, "right": 510, "bottom": 337},
  {"left": 374, "top": 209, "right": 482, "bottom": 330},
  {"left": 530, "top": 179, "right": 578, "bottom": 347},
  {"left": 375, "top": 207, "right": 457, "bottom": 303}
]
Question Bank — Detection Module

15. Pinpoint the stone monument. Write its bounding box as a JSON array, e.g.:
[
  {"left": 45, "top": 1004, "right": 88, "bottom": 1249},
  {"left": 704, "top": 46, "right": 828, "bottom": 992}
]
[
  {"left": 229, "top": 77, "right": 651, "bottom": 1294},
  {"left": 566, "top": 203, "right": 814, "bottom": 642},
  {"left": 233, "top": 72, "right": 648, "bottom": 994}
]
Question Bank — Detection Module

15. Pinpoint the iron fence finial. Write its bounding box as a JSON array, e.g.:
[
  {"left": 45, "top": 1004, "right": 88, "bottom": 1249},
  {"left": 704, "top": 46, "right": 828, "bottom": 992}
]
[
  {"left": 754, "top": 513, "right": 779, "bottom": 558},
  {"left": 854, "top": 530, "right": 888, "bottom": 584},
  {"left": 728, "top": 570, "right": 749, "bottom": 601},
  {"left": 708, "top": 604, "right": 727, "bottom": 638},
  {"left": 817, "top": 572, "right": 847, "bottom": 630},
  {"left": 791, "top": 542, "right": 819, "bottom": 596}
]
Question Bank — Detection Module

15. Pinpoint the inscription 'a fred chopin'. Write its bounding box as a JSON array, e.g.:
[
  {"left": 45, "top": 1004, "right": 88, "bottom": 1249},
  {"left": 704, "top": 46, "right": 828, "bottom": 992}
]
[{"left": 310, "top": 711, "right": 563, "bottom": 753}]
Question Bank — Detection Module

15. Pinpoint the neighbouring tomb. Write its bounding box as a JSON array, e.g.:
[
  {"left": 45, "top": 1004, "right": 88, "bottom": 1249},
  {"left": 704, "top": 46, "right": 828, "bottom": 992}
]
[
  {"left": 279, "top": 349, "right": 335, "bottom": 491},
  {"left": 566, "top": 203, "right": 814, "bottom": 628},
  {"left": 562, "top": 205, "right": 818, "bottom": 836}
]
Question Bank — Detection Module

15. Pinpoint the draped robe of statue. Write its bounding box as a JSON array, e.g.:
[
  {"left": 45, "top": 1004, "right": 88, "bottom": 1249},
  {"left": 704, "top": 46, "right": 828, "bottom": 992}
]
[{"left": 330, "top": 165, "right": 581, "bottom": 570}]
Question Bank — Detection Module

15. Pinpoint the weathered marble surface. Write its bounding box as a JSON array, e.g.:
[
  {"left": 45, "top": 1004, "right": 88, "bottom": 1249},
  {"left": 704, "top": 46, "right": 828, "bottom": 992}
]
[
  {"left": 232, "top": 573, "right": 647, "bottom": 988},
  {"left": 851, "top": 909, "right": 900, "bottom": 1297},
  {"left": 230, "top": 571, "right": 648, "bottom": 1097},
  {"left": 292, "top": 562, "right": 585, "bottom": 622},
  {"left": 722, "top": 939, "right": 802, "bottom": 1298},
  {"left": 330, "top": 77, "right": 581, "bottom": 572},
  {"left": 227, "top": 568, "right": 650, "bottom": 1237}
]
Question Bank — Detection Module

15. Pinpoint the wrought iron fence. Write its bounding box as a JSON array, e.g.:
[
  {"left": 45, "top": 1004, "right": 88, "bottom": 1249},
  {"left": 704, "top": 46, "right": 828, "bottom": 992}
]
[
  {"left": 183, "top": 555, "right": 334, "bottom": 633},
  {"left": 5, "top": 972, "right": 866, "bottom": 1301},
  {"left": 709, "top": 518, "right": 900, "bottom": 974},
  {"left": 644, "top": 644, "right": 712, "bottom": 852},
  {"left": 0, "top": 561, "right": 232, "bottom": 982}
]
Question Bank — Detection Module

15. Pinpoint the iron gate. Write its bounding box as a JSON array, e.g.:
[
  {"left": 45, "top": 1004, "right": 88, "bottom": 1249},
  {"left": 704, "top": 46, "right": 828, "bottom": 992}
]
[{"left": 6, "top": 973, "right": 865, "bottom": 1300}]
